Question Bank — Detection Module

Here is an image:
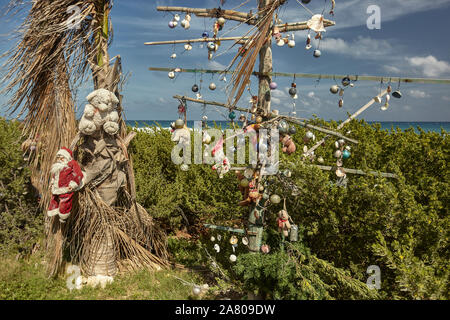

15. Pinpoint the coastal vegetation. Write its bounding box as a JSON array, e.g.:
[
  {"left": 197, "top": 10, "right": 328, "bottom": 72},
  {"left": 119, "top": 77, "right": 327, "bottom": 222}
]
[{"left": 0, "top": 117, "right": 448, "bottom": 299}]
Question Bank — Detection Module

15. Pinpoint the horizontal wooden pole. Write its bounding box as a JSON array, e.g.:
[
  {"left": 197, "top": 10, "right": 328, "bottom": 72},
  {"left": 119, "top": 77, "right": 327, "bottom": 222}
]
[
  {"left": 275, "top": 19, "right": 335, "bottom": 32},
  {"left": 149, "top": 67, "right": 450, "bottom": 85},
  {"left": 156, "top": 6, "right": 256, "bottom": 24},
  {"left": 313, "top": 165, "right": 397, "bottom": 179},
  {"left": 174, "top": 95, "right": 250, "bottom": 113},
  {"left": 281, "top": 117, "right": 359, "bottom": 144},
  {"left": 145, "top": 36, "right": 250, "bottom": 46}
]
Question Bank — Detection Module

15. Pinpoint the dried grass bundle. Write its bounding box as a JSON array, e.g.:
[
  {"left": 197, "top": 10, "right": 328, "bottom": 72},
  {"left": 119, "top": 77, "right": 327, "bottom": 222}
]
[{"left": 227, "top": 0, "right": 281, "bottom": 108}]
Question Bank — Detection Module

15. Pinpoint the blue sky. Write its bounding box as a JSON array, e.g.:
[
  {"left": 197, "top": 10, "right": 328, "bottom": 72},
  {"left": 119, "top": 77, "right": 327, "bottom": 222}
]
[{"left": 1, "top": 0, "right": 450, "bottom": 121}]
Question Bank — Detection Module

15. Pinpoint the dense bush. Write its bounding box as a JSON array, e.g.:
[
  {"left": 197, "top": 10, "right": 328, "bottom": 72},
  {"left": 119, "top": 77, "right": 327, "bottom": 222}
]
[
  {"left": 1, "top": 118, "right": 448, "bottom": 299},
  {"left": 0, "top": 118, "right": 42, "bottom": 256},
  {"left": 129, "top": 120, "right": 449, "bottom": 300}
]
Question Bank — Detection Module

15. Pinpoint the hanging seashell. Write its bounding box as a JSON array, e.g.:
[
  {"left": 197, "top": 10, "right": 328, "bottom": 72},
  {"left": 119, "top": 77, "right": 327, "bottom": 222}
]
[
  {"left": 277, "top": 38, "right": 285, "bottom": 47},
  {"left": 338, "top": 139, "right": 345, "bottom": 146},
  {"left": 192, "top": 285, "right": 201, "bottom": 296},
  {"left": 339, "top": 88, "right": 345, "bottom": 96},
  {"left": 196, "top": 92, "right": 202, "bottom": 99},
  {"left": 172, "top": 20, "right": 178, "bottom": 27},
  {"left": 307, "top": 14, "right": 326, "bottom": 33},
  {"left": 242, "top": 237, "right": 249, "bottom": 246},
  {"left": 392, "top": 90, "right": 402, "bottom": 99},
  {"left": 209, "top": 82, "right": 216, "bottom": 90},
  {"left": 184, "top": 43, "right": 192, "bottom": 51},
  {"left": 174, "top": 14, "right": 180, "bottom": 22},
  {"left": 313, "top": 49, "right": 321, "bottom": 58},
  {"left": 338, "top": 98, "right": 344, "bottom": 108},
  {"left": 305, "top": 131, "right": 314, "bottom": 139},
  {"left": 185, "top": 14, "right": 191, "bottom": 22},
  {"left": 330, "top": 85, "right": 339, "bottom": 94},
  {"left": 229, "top": 254, "right": 237, "bottom": 262},
  {"left": 288, "top": 34, "right": 296, "bottom": 48},
  {"left": 168, "top": 71, "right": 175, "bottom": 79},
  {"left": 374, "top": 96, "right": 382, "bottom": 103},
  {"left": 170, "top": 53, "right": 177, "bottom": 59},
  {"left": 175, "top": 119, "right": 185, "bottom": 129},
  {"left": 317, "top": 156, "right": 324, "bottom": 164},
  {"left": 214, "top": 243, "right": 220, "bottom": 253},
  {"left": 181, "top": 19, "right": 190, "bottom": 29},
  {"left": 207, "top": 42, "right": 216, "bottom": 51},
  {"left": 210, "top": 236, "right": 216, "bottom": 242},
  {"left": 381, "top": 103, "right": 389, "bottom": 111},
  {"left": 334, "top": 150, "right": 342, "bottom": 158}
]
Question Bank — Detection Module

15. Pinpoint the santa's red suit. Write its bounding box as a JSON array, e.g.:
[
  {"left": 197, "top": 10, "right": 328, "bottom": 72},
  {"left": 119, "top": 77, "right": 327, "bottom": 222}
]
[{"left": 47, "top": 147, "right": 84, "bottom": 223}]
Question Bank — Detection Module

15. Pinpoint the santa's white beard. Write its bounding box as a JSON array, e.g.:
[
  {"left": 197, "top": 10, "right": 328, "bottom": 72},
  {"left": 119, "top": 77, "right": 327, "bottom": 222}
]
[{"left": 51, "top": 160, "right": 68, "bottom": 175}]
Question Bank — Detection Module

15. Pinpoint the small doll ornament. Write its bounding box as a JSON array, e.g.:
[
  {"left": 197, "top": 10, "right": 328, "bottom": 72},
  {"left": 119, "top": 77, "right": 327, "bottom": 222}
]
[
  {"left": 47, "top": 148, "right": 84, "bottom": 223},
  {"left": 277, "top": 199, "right": 291, "bottom": 237},
  {"left": 211, "top": 137, "right": 230, "bottom": 178},
  {"left": 280, "top": 135, "right": 296, "bottom": 155}
]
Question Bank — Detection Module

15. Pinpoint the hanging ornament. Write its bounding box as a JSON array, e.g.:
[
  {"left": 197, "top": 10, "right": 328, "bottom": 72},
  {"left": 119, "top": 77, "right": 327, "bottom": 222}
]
[
  {"left": 342, "top": 149, "right": 351, "bottom": 159},
  {"left": 317, "top": 156, "right": 324, "bottom": 163},
  {"left": 288, "top": 126, "right": 297, "bottom": 135},
  {"left": 338, "top": 98, "right": 344, "bottom": 108},
  {"left": 229, "top": 110, "right": 236, "bottom": 120},
  {"left": 374, "top": 96, "right": 382, "bottom": 103},
  {"left": 305, "top": 34, "right": 312, "bottom": 50},
  {"left": 168, "top": 20, "right": 176, "bottom": 29},
  {"left": 181, "top": 19, "right": 190, "bottom": 29},
  {"left": 210, "top": 236, "right": 216, "bottom": 242},
  {"left": 243, "top": 168, "right": 254, "bottom": 179},
  {"left": 289, "top": 83, "right": 297, "bottom": 97},
  {"left": 240, "top": 178, "right": 249, "bottom": 188},
  {"left": 170, "top": 53, "right": 177, "bottom": 59},
  {"left": 192, "top": 285, "right": 201, "bottom": 296},
  {"left": 276, "top": 38, "right": 285, "bottom": 47},
  {"left": 288, "top": 34, "right": 296, "bottom": 48},
  {"left": 330, "top": 85, "right": 339, "bottom": 94},
  {"left": 214, "top": 243, "right": 220, "bottom": 253},
  {"left": 185, "top": 13, "right": 191, "bottom": 22},
  {"left": 313, "top": 49, "right": 321, "bottom": 58},
  {"left": 278, "top": 120, "right": 289, "bottom": 134},
  {"left": 209, "top": 82, "right": 216, "bottom": 90},
  {"left": 168, "top": 71, "right": 175, "bottom": 79},
  {"left": 339, "top": 88, "right": 345, "bottom": 96},
  {"left": 230, "top": 235, "right": 238, "bottom": 245},
  {"left": 381, "top": 94, "right": 390, "bottom": 111},
  {"left": 242, "top": 237, "right": 249, "bottom": 246},
  {"left": 270, "top": 194, "right": 281, "bottom": 204},
  {"left": 334, "top": 150, "right": 342, "bottom": 158},
  {"left": 178, "top": 104, "right": 186, "bottom": 114},
  {"left": 184, "top": 43, "right": 192, "bottom": 51},
  {"left": 202, "top": 31, "right": 209, "bottom": 38},
  {"left": 217, "top": 234, "right": 221, "bottom": 241},
  {"left": 341, "top": 77, "right": 351, "bottom": 87},
  {"left": 207, "top": 42, "right": 216, "bottom": 51},
  {"left": 392, "top": 91, "right": 402, "bottom": 99},
  {"left": 180, "top": 164, "right": 189, "bottom": 171},
  {"left": 173, "top": 14, "right": 180, "bottom": 22},
  {"left": 305, "top": 131, "right": 314, "bottom": 140},
  {"left": 269, "top": 81, "right": 278, "bottom": 90},
  {"left": 229, "top": 254, "right": 237, "bottom": 262},
  {"left": 307, "top": 14, "right": 326, "bottom": 33},
  {"left": 261, "top": 244, "right": 270, "bottom": 254},
  {"left": 217, "top": 17, "right": 226, "bottom": 26},
  {"left": 192, "top": 84, "right": 199, "bottom": 92}
]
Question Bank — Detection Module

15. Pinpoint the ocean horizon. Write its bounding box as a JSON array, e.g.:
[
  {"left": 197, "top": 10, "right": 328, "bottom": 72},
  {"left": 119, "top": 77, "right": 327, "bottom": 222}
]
[{"left": 125, "top": 120, "right": 450, "bottom": 133}]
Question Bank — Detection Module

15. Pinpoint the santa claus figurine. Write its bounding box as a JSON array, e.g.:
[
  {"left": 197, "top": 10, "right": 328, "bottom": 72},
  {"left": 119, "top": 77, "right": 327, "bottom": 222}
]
[{"left": 47, "top": 147, "right": 84, "bottom": 223}]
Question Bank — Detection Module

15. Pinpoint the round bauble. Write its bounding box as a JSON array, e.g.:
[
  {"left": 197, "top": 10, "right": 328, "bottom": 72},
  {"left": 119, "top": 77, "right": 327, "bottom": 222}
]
[
  {"left": 168, "top": 21, "right": 175, "bottom": 28},
  {"left": 180, "top": 164, "right": 189, "bottom": 171},
  {"left": 330, "top": 85, "right": 339, "bottom": 94},
  {"left": 289, "top": 87, "right": 297, "bottom": 97},
  {"left": 229, "top": 111, "right": 236, "bottom": 120},
  {"left": 207, "top": 42, "right": 216, "bottom": 51},
  {"left": 270, "top": 194, "right": 281, "bottom": 204},
  {"left": 217, "top": 17, "right": 226, "bottom": 26},
  {"left": 240, "top": 178, "right": 249, "bottom": 188},
  {"left": 288, "top": 126, "right": 297, "bottom": 135},
  {"left": 202, "top": 31, "right": 209, "bottom": 38},
  {"left": 209, "top": 82, "right": 216, "bottom": 90},
  {"left": 305, "top": 131, "right": 314, "bottom": 139},
  {"left": 313, "top": 49, "right": 321, "bottom": 58},
  {"left": 192, "top": 286, "right": 201, "bottom": 296},
  {"left": 269, "top": 82, "right": 278, "bottom": 90},
  {"left": 168, "top": 71, "right": 175, "bottom": 79},
  {"left": 192, "top": 84, "right": 199, "bottom": 92},
  {"left": 342, "top": 149, "right": 351, "bottom": 159}
]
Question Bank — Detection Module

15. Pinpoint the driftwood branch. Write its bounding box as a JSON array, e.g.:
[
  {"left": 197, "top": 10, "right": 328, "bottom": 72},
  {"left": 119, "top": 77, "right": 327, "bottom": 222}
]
[
  {"left": 156, "top": 6, "right": 256, "bottom": 24},
  {"left": 173, "top": 95, "right": 249, "bottom": 113},
  {"left": 145, "top": 36, "right": 249, "bottom": 46},
  {"left": 305, "top": 90, "right": 388, "bottom": 155},
  {"left": 313, "top": 165, "right": 397, "bottom": 179},
  {"left": 148, "top": 67, "right": 450, "bottom": 85}
]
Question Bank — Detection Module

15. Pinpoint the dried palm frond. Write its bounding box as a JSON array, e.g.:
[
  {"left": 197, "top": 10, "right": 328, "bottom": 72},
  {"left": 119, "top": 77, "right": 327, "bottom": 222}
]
[
  {"left": 2, "top": 0, "right": 170, "bottom": 277},
  {"left": 226, "top": 0, "right": 281, "bottom": 108}
]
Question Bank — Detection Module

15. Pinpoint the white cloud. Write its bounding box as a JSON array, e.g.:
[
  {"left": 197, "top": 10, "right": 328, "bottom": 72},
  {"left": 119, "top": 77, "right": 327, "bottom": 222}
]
[
  {"left": 442, "top": 96, "right": 450, "bottom": 102},
  {"left": 319, "top": 36, "right": 394, "bottom": 60},
  {"left": 408, "top": 90, "right": 429, "bottom": 99},
  {"left": 406, "top": 56, "right": 450, "bottom": 77},
  {"left": 383, "top": 65, "right": 402, "bottom": 74}
]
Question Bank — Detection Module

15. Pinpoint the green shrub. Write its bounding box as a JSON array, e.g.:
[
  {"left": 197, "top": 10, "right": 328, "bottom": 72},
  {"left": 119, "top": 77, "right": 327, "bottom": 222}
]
[{"left": 0, "top": 118, "right": 42, "bottom": 256}]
